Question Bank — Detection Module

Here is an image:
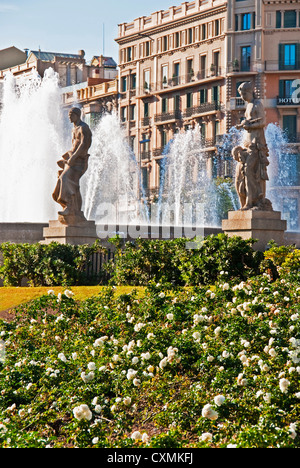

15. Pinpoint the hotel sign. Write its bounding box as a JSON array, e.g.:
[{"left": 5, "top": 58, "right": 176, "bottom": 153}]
[{"left": 277, "top": 97, "right": 300, "bottom": 105}]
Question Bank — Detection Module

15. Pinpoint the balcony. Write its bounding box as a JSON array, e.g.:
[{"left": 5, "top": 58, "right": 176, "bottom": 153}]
[
  {"left": 183, "top": 101, "right": 222, "bottom": 118},
  {"left": 141, "top": 117, "right": 151, "bottom": 127},
  {"left": 265, "top": 61, "right": 300, "bottom": 72},
  {"left": 140, "top": 151, "right": 152, "bottom": 161},
  {"left": 229, "top": 97, "right": 246, "bottom": 110},
  {"left": 139, "top": 68, "right": 225, "bottom": 96},
  {"left": 154, "top": 110, "right": 182, "bottom": 124}
]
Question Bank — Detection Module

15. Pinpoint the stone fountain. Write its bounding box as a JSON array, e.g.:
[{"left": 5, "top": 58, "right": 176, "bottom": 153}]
[{"left": 222, "top": 82, "right": 287, "bottom": 250}]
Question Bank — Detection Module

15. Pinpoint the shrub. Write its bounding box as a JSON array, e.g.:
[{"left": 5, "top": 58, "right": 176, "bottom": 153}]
[
  {"left": 0, "top": 241, "right": 107, "bottom": 287},
  {"left": 109, "top": 234, "right": 263, "bottom": 286}
]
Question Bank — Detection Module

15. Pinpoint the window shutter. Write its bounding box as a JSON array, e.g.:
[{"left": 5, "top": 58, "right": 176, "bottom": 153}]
[
  {"left": 279, "top": 44, "right": 284, "bottom": 70},
  {"left": 297, "top": 43, "right": 300, "bottom": 70},
  {"left": 279, "top": 80, "right": 284, "bottom": 98}
]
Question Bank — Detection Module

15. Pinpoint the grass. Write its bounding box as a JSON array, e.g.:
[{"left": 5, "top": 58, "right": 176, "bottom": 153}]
[{"left": 0, "top": 286, "right": 145, "bottom": 313}]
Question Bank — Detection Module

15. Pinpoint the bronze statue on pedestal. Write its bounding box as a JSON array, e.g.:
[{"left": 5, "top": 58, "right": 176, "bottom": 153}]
[
  {"left": 232, "top": 82, "right": 273, "bottom": 212},
  {"left": 53, "top": 107, "right": 92, "bottom": 225}
]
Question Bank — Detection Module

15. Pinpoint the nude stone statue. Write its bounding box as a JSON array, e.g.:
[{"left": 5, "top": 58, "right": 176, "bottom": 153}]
[
  {"left": 232, "top": 82, "right": 273, "bottom": 211},
  {"left": 53, "top": 107, "right": 92, "bottom": 225}
]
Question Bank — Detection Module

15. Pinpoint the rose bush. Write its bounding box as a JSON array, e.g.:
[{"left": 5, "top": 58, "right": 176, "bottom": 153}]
[{"left": 0, "top": 263, "right": 299, "bottom": 448}]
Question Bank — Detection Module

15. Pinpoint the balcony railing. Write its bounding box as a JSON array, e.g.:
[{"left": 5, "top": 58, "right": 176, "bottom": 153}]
[
  {"left": 229, "top": 97, "right": 246, "bottom": 110},
  {"left": 154, "top": 110, "right": 182, "bottom": 123},
  {"left": 265, "top": 61, "right": 300, "bottom": 72},
  {"left": 140, "top": 151, "right": 152, "bottom": 161},
  {"left": 183, "top": 101, "right": 222, "bottom": 118},
  {"left": 141, "top": 117, "right": 151, "bottom": 126},
  {"left": 138, "top": 68, "right": 225, "bottom": 96}
]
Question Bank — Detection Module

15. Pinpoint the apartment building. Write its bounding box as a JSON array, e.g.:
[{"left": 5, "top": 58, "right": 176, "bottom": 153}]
[
  {"left": 116, "top": 0, "right": 300, "bottom": 229},
  {"left": 116, "top": 0, "right": 227, "bottom": 199}
]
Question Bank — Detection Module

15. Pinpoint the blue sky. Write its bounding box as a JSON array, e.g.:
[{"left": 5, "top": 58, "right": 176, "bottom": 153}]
[{"left": 0, "top": 0, "right": 175, "bottom": 62}]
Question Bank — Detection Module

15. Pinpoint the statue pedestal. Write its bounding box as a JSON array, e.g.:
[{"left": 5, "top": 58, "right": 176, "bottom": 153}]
[
  {"left": 42, "top": 219, "right": 98, "bottom": 245},
  {"left": 222, "top": 210, "right": 287, "bottom": 251}
]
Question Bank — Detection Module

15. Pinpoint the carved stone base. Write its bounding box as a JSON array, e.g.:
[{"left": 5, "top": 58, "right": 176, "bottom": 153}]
[
  {"left": 222, "top": 210, "right": 287, "bottom": 251},
  {"left": 58, "top": 210, "right": 87, "bottom": 227},
  {"left": 42, "top": 219, "right": 98, "bottom": 245}
]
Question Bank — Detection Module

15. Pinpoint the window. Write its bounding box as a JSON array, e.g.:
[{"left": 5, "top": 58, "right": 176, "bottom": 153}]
[
  {"left": 144, "top": 70, "right": 150, "bottom": 90},
  {"left": 200, "top": 55, "right": 206, "bottom": 78},
  {"left": 188, "top": 28, "right": 194, "bottom": 44},
  {"left": 241, "top": 46, "right": 251, "bottom": 71},
  {"left": 215, "top": 20, "right": 220, "bottom": 36},
  {"left": 127, "top": 47, "right": 132, "bottom": 62},
  {"left": 175, "top": 32, "right": 180, "bottom": 48},
  {"left": 121, "top": 76, "right": 127, "bottom": 92},
  {"left": 200, "top": 88, "right": 208, "bottom": 104},
  {"left": 161, "top": 129, "right": 168, "bottom": 147},
  {"left": 142, "top": 167, "right": 149, "bottom": 190},
  {"left": 129, "top": 105, "right": 136, "bottom": 121},
  {"left": 284, "top": 10, "right": 297, "bottom": 28},
  {"left": 144, "top": 102, "right": 149, "bottom": 118},
  {"left": 187, "top": 59, "right": 194, "bottom": 80},
  {"left": 202, "top": 24, "right": 206, "bottom": 40},
  {"left": 174, "top": 95, "right": 181, "bottom": 111},
  {"left": 242, "top": 13, "right": 251, "bottom": 30},
  {"left": 276, "top": 11, "right": 282, "bottom": 29},
  {"left": 142, "top": 133, "right": 150, "bottom": 152},
  {"left": 162, "top": 97, "right": 168, "bottom": 113},
  {"left": 279, "top": 44, "right": 298, "bottom": 70},
  {"left": 145, "top": 41, "right": 150, "bottom": 57},
  {"left": 235, "top": 15, "right": 239, "bottom": 31},
  {"left": 162, "top": 65, "right": 168, "bottom": 86},
  {"left": 283, "top": 115, "right": 297, "bottom": 142},
  {"left": 163, "top": 36, "right": 168, "bottom": 52},
  {"left": 279, "top": 80, "right": 295, "bottom": 98},
  {"left": 131, "top": 74, "right": 136, "bottom": 90},
  {"left": 187, "top": 92, "right": 193, "bottom": 108},
  {"left": 200, "top": 123, "right": 206, "bottom": 140},
  {"left": 213, "top": 85, "right": 220, "bottom": 103},
  {"left": 120, "top": 107, "right": 127, "bottom": 122},
  {"left": 213, "top": 51, "right": 220, "bottom": 74}
]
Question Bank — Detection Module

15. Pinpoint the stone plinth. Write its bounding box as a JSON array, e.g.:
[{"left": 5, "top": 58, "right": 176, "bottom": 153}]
[
  {"left": 222, "top": 210, "right": 287, "bottom": 251},
  {"left": 42, "top": 220, "right": 98, "bottom": 245}
]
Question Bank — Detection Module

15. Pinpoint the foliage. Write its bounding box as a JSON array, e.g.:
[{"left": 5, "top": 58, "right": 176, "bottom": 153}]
[
  {"left": 0, "top": 241, "right": 107, "bottom": 287},
  {"left": 109, "top": 234, "right": 263, "bottom": 287},
  {"left": 0, "top": 264, "right": 299, "bottom": 448}
]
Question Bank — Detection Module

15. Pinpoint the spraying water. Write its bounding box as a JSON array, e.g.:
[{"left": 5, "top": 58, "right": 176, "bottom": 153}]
[
  {"left": 157, "top": 125, "right": 241, "bottom": 227},
  {"left": 266, "top": 123, "right": 299, "bottom": 231},
  {"left": 82, "top": 112, "right": 149, "bottom": 225},
  {"left": 0, "top": 69, "right": 66, "bottom": 222}
]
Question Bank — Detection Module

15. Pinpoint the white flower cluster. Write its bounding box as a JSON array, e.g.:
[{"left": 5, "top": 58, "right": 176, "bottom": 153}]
[{"left": 73, "top": 404, "right": 93, "bottom": 422}]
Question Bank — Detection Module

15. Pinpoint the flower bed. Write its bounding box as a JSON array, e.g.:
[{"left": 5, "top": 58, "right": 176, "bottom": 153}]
[{"left": 0, "top": 269, "right": 299, "bottom": 448}]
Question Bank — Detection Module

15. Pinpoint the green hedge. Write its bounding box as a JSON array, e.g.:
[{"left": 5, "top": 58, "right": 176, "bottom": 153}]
[
  {"left": 108, "top": 234, "right": 264, "bottom": 286},
  {"left": 0, "top": 241, "right": 107, "bottom": 287}
]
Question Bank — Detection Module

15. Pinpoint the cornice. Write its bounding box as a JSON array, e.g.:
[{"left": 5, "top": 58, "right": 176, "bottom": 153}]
[{"left": 116, "top": 5, "right": 227, "bottom": 46}]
